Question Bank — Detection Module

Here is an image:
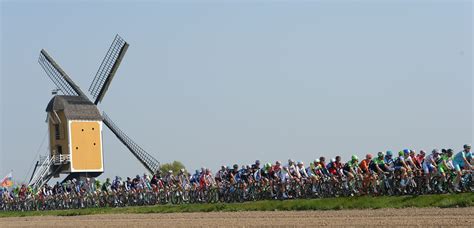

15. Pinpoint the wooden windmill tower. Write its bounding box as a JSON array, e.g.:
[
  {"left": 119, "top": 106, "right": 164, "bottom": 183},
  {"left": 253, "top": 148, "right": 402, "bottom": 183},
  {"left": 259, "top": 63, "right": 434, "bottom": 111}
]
[{"left": 30, "top": 35, "right": 160, "bottom": 186}]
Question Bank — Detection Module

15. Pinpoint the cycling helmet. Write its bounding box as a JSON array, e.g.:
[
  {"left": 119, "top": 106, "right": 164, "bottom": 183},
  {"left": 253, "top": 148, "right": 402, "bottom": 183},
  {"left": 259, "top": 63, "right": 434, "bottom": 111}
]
[
  {"left": 276, "top": 161, "right": 281, "bottom": 165},
  {"left": 351, "top": 155, "right": 358, "bottom": 161},
  {"left": 233, "top": 164, "right": 238, "bottom": 169},
  {"left": 386, "top": 151, "right": 393, "bottom": 156},
  {"left": 330, "top": 158, "right": 336, "bottom": 163},
  {"left": 419, "top": 150, "right": 426, "bottom": 155},
  {"left": 377, "top": 152, "right": 384, "bottom": 158},
  {"left": 432, "top": 149, "right": 440, "bottom": 155},
  {"left": 288, "top": 159, "right": 294, "bottom": 164},
  {"left": 297, "top": 161, "right": 303, "bottom": 166},
  {"left": 398, "top": 151, "right": 404, "bottom": 156},
  {"left": 403, "top": 149, "right": 410, "bottom": 154},
  {"left": 255, "top": 160, "right": 261, "bottom": 165},
  {"left": 314, "top": 159, "right": 320, "bottom": 164},
  {"left": 366, "top": 154, "right": 373, "bottom": 160},
  {"left": 447, "top": 148, "right": 454, "bottom": 154},
  {"left": 464, "top": 144, "right": 471, "bottom": 149},
  {"left": 264, "top": 163, "right": 271, "bottom": 169}
]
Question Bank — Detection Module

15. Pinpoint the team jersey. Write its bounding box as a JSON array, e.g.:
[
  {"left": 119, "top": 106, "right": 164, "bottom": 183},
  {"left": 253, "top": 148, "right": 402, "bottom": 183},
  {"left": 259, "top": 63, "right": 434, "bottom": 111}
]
[
  {"left": 425, "top": 154, "right": 441, "bottom": 165},
  {"left": 384, "top": 156, "right": 394, "bottom": 167},
  {"left": 298, "top": 166, "right": 309, "bottom": 178},
  {"left": 343, "top": 160, "right": 358, "bottom": 172},
  {"left": 415, "top": 154, "right": 425, "bottom": 166},
  {"left": 453, "top": 151, "right": 472, "bottom": 166},
  {"left": 394, "top": 156, "right": 405, "bottom": 167},
  {"left": 369, "top": 158, "right": 385, "bottom": 171},
  {"left": 359, "top": 159, "right": 370, "bottom": 173},
  {"left": 437, "top": 154, "right": 453, "bottom": 171}
]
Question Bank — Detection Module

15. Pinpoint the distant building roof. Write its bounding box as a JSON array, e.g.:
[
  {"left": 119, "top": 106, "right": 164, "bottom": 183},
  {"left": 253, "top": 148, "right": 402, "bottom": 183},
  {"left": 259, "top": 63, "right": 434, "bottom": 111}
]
[{"left": 46, "top": 95, "right": 102, "bottom": 121}]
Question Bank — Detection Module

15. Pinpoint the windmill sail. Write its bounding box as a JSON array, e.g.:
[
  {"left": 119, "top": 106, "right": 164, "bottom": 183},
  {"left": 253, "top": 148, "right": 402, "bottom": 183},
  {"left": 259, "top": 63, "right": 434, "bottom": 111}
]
[
  {"left": 39, "top": 49, "right": 87, "bottom": 97},
  {"left": 89, "top": 35, "right": 129, "bottom": 105},
  {"left": 102, "top": 112, "right": 160, "bottom": 174}
]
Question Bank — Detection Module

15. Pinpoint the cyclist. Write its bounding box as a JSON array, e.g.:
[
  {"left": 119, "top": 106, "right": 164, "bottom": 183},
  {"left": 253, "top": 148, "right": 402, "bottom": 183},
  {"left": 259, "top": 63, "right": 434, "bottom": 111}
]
[
  {"left": 297, "top": 161, "right": 309, "bottom": 179},
  {"left": 215, "top": 166, "right": 227, "bottom": 184},
  {"left": 308, "top": 159, "right": 321, "bottom": 178},
  {"left": 252, "top": 160, "right": 261, "bottom": 170},
  {"left": 318, "top": 157, "right": 329, "bottom": 176},
  {"left": 101, "top": 178, "right": 112, "bottom": 193},
  {"left": 370, "top": 152, "right": 390, "bottom": 175},
  {"left": 279, "top": 166, "right": 291, "bottom": 199},
  {"left": 416, "top": 150, "right": 426, "bottom": 166},
  {"left": 288, "top": 159, "right": 300, "bottom": 180},
  {"left": 229, "top": 164, "right": 240, "bottom": 184},
  {"left": 423, "top": 149, "right": 441, "bottom": 191},
  {"left": 359, "top": 154, "right": 372, "bottom": 174},
  {"left": 327, "top": 158, "right": 343, "bottom": 184},
  {"left": 384, "top": 151, "right": 395, "bottom": 171},
  {"left": 133, "top": 174, "right": 144, "bottom": 191},
  {"left": 437, "top": 148, "right": 454, "bottom": 191},
  {"left": 394, "top": 150, "right": 410, "bottom": 187},
  {"left": 343, "top": 155, "right": 361, "bottom": 192},
  {"left": 409, "top": 150, "right": 422, "bottom": 171},
  {"left": 359, "top": 154, "right": 375, "bottom": 192},
  {"left": 327, "top": 156, "right": 344, "bottom": 176},
  {"left": 111, "top": 176, "right": 121, "bottom": 192},
  {"left": 190, "top": 170, "right": 201, "bottom": 188},
  {"left": 453, "top": 144, "right": 472, "bottom": 192},
  {"left": 142, "top": 174, "right": 152, "bottom": 190}
]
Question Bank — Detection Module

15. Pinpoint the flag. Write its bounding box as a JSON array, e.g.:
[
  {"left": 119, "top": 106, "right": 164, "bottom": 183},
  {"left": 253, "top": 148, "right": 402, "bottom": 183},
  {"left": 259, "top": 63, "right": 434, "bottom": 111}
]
[{"left": 1, "top": 172, "right": 13, "bottom": 187}]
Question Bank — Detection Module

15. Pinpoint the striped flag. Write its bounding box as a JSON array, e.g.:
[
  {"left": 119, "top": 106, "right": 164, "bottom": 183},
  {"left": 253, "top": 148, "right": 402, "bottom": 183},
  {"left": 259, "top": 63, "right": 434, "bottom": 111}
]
[{"left": 1, "top": 172, "right": 13, "bottom": 187}]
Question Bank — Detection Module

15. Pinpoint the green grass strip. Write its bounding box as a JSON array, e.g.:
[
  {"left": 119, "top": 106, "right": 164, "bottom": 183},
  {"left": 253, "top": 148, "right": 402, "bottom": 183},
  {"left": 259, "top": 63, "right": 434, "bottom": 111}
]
[{"left": 0, "top": 193, "right": 473, "bottom": 218}]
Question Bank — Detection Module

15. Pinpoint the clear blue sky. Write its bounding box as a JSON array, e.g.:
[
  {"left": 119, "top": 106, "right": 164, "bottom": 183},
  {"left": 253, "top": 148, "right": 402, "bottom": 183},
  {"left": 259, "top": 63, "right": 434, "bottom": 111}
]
[{"left": 1, "top": 0, "right": 472, "bottom": 182}]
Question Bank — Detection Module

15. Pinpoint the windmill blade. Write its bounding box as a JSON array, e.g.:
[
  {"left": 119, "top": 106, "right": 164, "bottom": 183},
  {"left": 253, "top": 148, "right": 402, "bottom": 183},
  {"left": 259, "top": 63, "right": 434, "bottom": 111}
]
[
  {"left": 38, "top": 49, "right": 87, "bottom": 97},
  {"left": 102, "top": 112, "right": 160, "bottom": 174},
  {"left": 89, "top": 35, "right": 129, "bottom": 105}
]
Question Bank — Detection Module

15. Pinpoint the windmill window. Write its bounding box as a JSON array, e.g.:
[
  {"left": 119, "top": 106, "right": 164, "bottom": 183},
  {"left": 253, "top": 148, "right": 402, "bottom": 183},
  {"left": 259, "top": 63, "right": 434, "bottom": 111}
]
[
  {"left": 56, "top": 145, "right": 63, "bottom": 154},
  {"left": 54, "top": 124, "right": 60, "bottom": 140}
]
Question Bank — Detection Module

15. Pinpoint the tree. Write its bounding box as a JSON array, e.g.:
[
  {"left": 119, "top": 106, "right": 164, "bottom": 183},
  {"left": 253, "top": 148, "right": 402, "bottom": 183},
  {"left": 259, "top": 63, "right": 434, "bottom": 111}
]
[{"left": 159, "top": 161, "right": 186, "bottom": 175}]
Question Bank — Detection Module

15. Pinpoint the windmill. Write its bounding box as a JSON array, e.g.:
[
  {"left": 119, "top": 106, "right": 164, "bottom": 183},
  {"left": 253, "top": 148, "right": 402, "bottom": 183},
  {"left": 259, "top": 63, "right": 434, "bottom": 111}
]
[{"left": 29, "top": 35, "right": 160, "bottom": 187}]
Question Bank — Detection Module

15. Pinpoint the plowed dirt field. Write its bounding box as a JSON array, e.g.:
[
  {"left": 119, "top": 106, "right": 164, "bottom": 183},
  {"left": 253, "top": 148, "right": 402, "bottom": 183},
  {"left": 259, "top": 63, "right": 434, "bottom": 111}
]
[{"left": 1, "top": 207, "right": 473, "bottom": 227}]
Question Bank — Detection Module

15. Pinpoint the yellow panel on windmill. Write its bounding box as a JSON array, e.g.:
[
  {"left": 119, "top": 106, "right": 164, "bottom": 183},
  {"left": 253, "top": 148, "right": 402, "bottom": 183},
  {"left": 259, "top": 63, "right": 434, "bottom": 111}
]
[{"left": 70, "top": 121, "right": 103, "bottom": 172}]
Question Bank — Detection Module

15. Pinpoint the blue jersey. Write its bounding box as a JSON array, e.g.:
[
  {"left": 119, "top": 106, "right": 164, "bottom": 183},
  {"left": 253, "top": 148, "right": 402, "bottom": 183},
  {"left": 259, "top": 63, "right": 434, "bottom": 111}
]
[{"left": 453, "top": 151, "right": 472, "bottom": 166}]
